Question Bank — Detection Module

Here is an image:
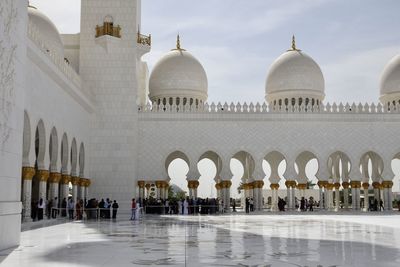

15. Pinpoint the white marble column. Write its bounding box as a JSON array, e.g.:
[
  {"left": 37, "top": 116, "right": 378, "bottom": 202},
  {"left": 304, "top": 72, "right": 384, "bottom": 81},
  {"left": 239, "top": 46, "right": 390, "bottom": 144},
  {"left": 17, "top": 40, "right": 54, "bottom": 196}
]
[
  {"left": 342, "top": 182, "right": 350, "bottom": 210},
  {"left": 48, "top": 173, "right": 61, "bottom": 202},
  {"left": 155, "top": 181, "right": 163, "bottom": 199},
  {"left": 334, "top": 183, "right": 340, "bottom": 211},
  {"left": 291, "top": 187, "right": 296, "bottom": 210},
  {"left": 37, "top": 170, "right": 49, "bottom": 201},
  {"left": 286, "top": 187, "right": 291, "bottom": 209},
  {"left": 60, "top": 175, "right": 71, "bottom": 201},
  {"left": 137, "top": 181, "right": 145, "bottom": 200},
  {"left": 362, "top": 183, "right": 369, "bottom": 211},
  {"left": 221, "top": 180, "right": 232, "bottom": 211},
  {"left": 351, "top": 181, "right": 361, "bottom": 210},
  {"left": 21, "top": 167, "right": 35, "bottom": 222},
  {"left": 270, "top": 183, "right": 279, "bottom": 212},
  {"left": 71, "top": 176, "right": 80, "bottom": 204}
]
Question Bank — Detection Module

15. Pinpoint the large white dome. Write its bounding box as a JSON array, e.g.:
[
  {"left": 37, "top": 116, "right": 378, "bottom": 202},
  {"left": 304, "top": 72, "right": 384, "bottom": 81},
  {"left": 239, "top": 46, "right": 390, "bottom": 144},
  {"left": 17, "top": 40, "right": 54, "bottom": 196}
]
[
  {"left": 149, "top": 39, "right": 208, "bottom": 105},
  {"left": 380, "top": 54, "right": 400, "bottom": 105},
  {"left": 28, "top": 6, "right": 64, "bottom": 56},
  {"left": 265, "top": 41, "right": 325, "bottom": 105}
]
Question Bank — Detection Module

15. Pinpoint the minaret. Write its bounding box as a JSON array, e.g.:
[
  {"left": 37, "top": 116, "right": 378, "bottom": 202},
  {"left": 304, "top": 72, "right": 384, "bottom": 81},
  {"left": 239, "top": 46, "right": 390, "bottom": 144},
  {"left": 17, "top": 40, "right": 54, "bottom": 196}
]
[{"left": 79, "top": 0, "right": 150, "bottom": 209}]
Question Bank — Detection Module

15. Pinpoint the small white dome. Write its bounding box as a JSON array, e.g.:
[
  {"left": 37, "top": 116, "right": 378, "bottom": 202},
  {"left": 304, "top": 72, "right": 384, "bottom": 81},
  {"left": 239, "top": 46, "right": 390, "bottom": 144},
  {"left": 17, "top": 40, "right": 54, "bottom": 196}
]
[
  {"left": 28, "top": 6, "right": 64, "bottom": 56},
  {"left": 380, "top": 54, "right": 400, "bottom": 104},
  {"left": 149, "top": 43, "right": 208, "bottom": 103},
  {"left": 265, "top": 42, "right": 325, "bottom": 104}
]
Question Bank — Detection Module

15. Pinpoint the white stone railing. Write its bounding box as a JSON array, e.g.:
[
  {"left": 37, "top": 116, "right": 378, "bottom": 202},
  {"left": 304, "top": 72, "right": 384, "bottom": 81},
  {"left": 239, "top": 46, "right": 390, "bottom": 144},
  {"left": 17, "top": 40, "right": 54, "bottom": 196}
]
[
  {"left": 27, "top": 22, "right": 92, "bottom": 99},
  {"left": 139, "top": 102, "right": 400, "bottom": 114}
]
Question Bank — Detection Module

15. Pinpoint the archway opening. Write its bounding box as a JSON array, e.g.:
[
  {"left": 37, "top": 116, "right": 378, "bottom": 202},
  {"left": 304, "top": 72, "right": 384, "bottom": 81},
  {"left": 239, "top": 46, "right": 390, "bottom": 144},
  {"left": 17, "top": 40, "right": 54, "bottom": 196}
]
[
  {"left": 165, "top": 151, "right": 190, "bottom": 197},
  {"left": 295, "top": 151, "right": 319, "bottom": 188},
  {"left": 197, "top": 151, "right": 221, "bottom": 198},
  {"left": 392, "top": 153, "right": 400, "bottom": 193},
  {"left": 231, "top": 151, "right": 255, "bottom": 200}
]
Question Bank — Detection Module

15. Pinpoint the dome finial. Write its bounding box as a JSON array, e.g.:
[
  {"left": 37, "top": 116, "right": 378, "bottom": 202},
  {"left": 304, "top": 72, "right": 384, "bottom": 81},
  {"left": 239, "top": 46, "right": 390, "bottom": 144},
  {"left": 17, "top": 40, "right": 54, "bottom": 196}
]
[
  {"left": 292, "top": 35, "right": 296, "bottom": 50},
  {"left": 176, "top": 34, "right": 181, "bottom": 50},
  {"left": 172, "top": 33, "right": 186, "bottom": 51},
  {"left": 288, "top": 35, "right": 301, "bottom": 51}
]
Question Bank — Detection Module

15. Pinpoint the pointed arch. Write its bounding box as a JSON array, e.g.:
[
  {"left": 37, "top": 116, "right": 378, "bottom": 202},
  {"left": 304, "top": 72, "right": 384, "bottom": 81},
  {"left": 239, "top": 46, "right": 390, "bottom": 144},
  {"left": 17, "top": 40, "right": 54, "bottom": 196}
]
[{"left": 35, "top": 120, "right": 46, "bottom": 169}]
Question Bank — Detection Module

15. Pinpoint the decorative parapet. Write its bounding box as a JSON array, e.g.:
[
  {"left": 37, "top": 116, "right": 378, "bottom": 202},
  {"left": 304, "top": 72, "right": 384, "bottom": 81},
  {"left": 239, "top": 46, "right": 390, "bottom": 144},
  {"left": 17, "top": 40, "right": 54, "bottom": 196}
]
[
  {"left": 96, "top": 22, "right": 121, "bottom": 38},
  {"left": 27, "top": 22, "right": 94, "bottom": 101},
  {"left": 139, "top": 102, "right": 400, "bottom": 114},
  {"left": 137, "top": 32, "right": 151, "bottom": 46}
]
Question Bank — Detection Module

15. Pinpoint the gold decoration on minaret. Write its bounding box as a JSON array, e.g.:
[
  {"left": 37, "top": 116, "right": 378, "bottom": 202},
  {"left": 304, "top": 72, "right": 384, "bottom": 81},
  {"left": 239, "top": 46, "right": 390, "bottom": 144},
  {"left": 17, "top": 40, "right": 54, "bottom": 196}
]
[
  {"left": 288, "top": 35, "right": 301, "bottom": 51},
  {"left": 172, "top": 34, "right": 186, "bottom": 51}
]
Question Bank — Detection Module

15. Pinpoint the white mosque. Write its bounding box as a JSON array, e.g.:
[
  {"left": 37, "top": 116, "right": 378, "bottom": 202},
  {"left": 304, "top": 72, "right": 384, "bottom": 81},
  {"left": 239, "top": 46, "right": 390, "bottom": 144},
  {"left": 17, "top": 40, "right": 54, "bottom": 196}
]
[{"left": 1, "top": 0, "right": 400, "bottom": 251}]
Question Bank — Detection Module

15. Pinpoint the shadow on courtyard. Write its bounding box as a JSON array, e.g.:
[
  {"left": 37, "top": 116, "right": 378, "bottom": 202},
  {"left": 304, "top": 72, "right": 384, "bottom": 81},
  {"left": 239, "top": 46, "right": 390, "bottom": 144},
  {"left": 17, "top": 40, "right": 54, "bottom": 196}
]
[{"left": 31, "top": 215, "right": 400, "bottom": 267}]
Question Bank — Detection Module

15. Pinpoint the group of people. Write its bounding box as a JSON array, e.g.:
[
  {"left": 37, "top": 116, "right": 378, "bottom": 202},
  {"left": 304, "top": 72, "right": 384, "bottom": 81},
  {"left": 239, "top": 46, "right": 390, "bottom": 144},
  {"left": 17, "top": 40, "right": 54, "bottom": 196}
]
[
  {"left": 28, "top": 197, "right": 120, "bottom": 221},
  {"left": 299, "top": 197, "right": 316, "bottom": 211},
  {"left": 142, "top": 197, "right": 226, "bottom": 215}
]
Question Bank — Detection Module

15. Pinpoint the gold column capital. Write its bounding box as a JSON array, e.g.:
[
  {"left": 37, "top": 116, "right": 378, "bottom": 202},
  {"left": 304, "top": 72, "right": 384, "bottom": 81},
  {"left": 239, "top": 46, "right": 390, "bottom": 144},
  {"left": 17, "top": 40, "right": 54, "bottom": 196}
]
[
  {"left": 37, "top": 170, "right": 49, "bottom": 182},
  {"left": 79, "top": 178, "right": 86, "bottom": 187},
  {"left": 61, "top": 174, "right": 71, "bottom": 185},
  {"left": 285, "top": 180, "right": 297, "bottom": 188},
  {"left": 71, "top": 176, "right": 80, "bottom": 185},
  {"left": 297, "top": 183, "right": 307, "bottom": 190},
  {"left": 188, "top": 180, "right": 199, "bottom": 189},
  {"left": 342, "top": 182, "right": 350, "bottom": 189},
  {"left": 362, "top": 182, "right": 369, "bottom": 190},
  {"left": 270, "top": 183, "right": 279, "bottom": 190},
  {"left": 350, "top": 181, "right": 361, "bottom": 188},
  {"left": 326, "top": 183, "right": 334, "bottom": 190},
  {"left": 48, "top": 172, "right": 62, "bottom": 183},
  {"left": 381, "top": 181, "right": 393, "bottom": 188},
  {"left": 155, "top": 181, "right": 164, "bottom": 188},
  {"left": 137, "top": 180, "right": 146, "bottom": 188},
  {"left": 22, "top": 166, "right": 35, "bottom": 180},
  {"left": 86, "top": 178, "right": 91, "bottom": 187},
  {"left": 372, "top": 181, "right": 381, "bottom": 189},
  {"left": 221, "top": 180, "right": 232, "bottom": 188},
  {"left": 253, "top": 180, "right": 264, "bottom": 189},
  {"left": 145, "top": 183, "right": 151, "bottom": 190},
  {"left": 334, "top": 182, "right": 341, "bottom": 189},
  {"left": 215, "top": 183, "right": 222, "bottom": 190}
]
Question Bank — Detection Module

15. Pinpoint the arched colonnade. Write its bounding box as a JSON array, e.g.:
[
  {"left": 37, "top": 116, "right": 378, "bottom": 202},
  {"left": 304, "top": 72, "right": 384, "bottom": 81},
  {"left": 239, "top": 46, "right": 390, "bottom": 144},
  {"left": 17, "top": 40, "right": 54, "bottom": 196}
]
[
  {"left": 137, "top": 149, "right": 397, "bottom": 212},
  {"left": 20, "top": 111, "right": 91, "bottom": 221}
]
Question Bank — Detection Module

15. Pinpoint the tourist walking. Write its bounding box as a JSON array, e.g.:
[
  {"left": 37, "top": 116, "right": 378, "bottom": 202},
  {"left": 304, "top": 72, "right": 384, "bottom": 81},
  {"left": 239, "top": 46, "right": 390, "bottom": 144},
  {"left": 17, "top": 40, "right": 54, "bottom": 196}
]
[
  {"left": 300, "top": 197, "right": 305, "bottom": 211},
  {"left": 112, "top": 200, "right": 119, "bottom": 219},
  {"left": 130, "top": 198, "right": 137, "bottom": 220}
]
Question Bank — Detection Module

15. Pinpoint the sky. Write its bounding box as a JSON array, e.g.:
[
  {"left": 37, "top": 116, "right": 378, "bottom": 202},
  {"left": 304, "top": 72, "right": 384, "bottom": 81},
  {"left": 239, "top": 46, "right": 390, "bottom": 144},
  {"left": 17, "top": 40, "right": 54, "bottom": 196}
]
[{"left": 30, "top": 0, "right": 400, "bottom": 196}]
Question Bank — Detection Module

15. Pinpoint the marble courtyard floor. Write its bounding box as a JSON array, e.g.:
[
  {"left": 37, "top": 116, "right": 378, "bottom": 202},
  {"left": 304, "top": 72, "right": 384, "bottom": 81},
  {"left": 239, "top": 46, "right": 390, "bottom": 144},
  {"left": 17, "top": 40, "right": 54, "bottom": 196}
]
[{"left": 1, "top": 214, "right": 400, "bottom": 267}]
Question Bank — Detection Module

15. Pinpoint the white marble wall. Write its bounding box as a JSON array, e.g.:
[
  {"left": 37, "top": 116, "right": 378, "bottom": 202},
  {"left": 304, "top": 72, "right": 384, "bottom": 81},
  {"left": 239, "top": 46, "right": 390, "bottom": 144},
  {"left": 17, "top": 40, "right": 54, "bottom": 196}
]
[
  {"left": 138, "top": 111, "right": 399, "bottom": 184},
  {"left": 0, "top": 0, "right": 27, "bottom": 251}
]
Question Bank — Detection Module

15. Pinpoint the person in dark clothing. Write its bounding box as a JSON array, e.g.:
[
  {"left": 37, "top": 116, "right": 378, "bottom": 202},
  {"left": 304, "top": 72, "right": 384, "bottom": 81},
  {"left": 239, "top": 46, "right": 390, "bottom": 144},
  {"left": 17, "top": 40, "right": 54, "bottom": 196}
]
[
  {"left": 245, "top": 198, "right": 250, "bottom": 214},
  {"left": 374, "top": 198, "right": 378, "bottom": 211},
  {"left": 99, "top": 199, "right": 105, "bottom": 218},
  {"left": 300, "top": 197, "right": 305, "bottom": 211},
  {"left": 232, "top": 199, "right": 236, "bottom": 212},
  {"left": 380, "top": 199, "right": 384, "bottom": 211},
  {"left": 61, "top": 198, "right": 67, "bottom": 217},
  {"left": 37, "top": 198, "right": 44, "bottom": 221},
  {"left": 112, "top": 200, "right": 119, "bottom": 219}
]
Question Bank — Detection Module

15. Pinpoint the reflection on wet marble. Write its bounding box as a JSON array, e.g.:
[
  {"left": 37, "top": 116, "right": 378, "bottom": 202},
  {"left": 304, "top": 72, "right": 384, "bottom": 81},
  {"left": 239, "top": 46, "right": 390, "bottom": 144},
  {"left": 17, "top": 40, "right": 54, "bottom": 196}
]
[{"left": 1, "top": 214, "right": 400, "bottom": 267}]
